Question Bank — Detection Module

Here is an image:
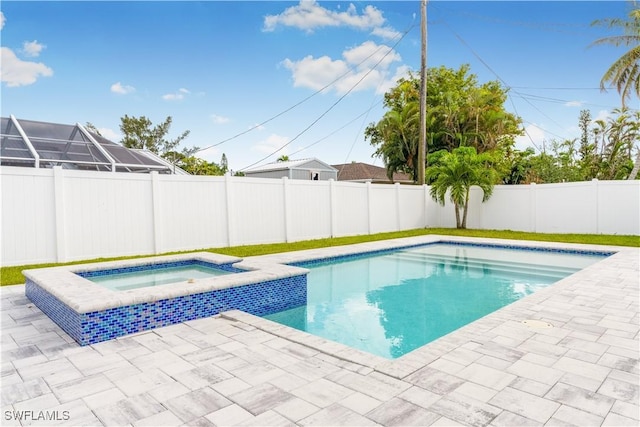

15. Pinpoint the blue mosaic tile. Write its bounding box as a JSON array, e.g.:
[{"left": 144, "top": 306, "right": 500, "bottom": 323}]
[{"left": 26, "top": 274, "right": 306, "bottom": 346}]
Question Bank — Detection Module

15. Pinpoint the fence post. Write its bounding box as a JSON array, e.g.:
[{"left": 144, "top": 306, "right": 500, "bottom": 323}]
[
  {"left": 329, "top": 179, "right": 337, "bottom": 237},
  {"left": 225, "top": 175, "right": 235, "bottom": 247},
  {"left": 530, "top": 182, "right": 537, "bottom": 233},
  {"left": 424, "top": 184, "right": 429, "bottom": 228},
  {"left": 592, "top": 178, "right": 599, "bottom": 234},
  {"left": 150, "top": 172, "right": 162, "bottom": 254},
  {"left": 395, "top": 182, "right": 402, "bottom": 231},
  {"left": 282, "top": 177, "right": 292, "bottom": 243},
  {"left": 366, "top": 181, "right": 373, "bottom": 234},
  {"left": 53, "top": 166, "right": 67, "bottom": 263}
]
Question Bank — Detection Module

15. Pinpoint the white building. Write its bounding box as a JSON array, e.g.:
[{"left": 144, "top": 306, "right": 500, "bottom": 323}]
[{"left": 244, "top": 158, "right": 338, "bottom": 181}]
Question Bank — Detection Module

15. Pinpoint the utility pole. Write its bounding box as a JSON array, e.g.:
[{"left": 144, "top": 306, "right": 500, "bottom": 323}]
[{"left": 418, "top": 0, "right": 428, "bottom": 185}]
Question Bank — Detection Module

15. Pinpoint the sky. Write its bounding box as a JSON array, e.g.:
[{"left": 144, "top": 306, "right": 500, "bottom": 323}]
[{"left": 1, "top": 1, "right": 635, "bottom": 173}]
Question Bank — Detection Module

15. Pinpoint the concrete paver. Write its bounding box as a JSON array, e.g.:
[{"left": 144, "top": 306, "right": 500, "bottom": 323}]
[{"left": 1, "top": 238, "right": 638, "bottom": 426}]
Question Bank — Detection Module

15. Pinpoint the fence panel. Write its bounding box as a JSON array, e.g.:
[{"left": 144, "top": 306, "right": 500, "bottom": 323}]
[
  {"left": 333, "top": 182, "right": 369, "bottom": 237},
  {"left": 370, "top": 185, "right": 398, "bottom": 233},
  {"left": 534, "top": 182, "right": 596, "bottom": 234},
  {"left": 598, "top": 180, "right": 640, "bottom": 235},
  {"left": 397, "top": 185, "right": 426, "bottom": 230},
  {"left": 229, "top": 177, "right": 287, "bottom": 245},
  {"left": 157, "top": 175, "right": 228, "bottom": 252},
  {"left": 1, "top": 168, "right": 57, "bottom": 265},
  {"left": 288, "top": 180, "right": 332, "bottom": 242},
  {"left": 62, "top": 171, "right": 155, "bottom": 262},
  {"left": 475, "top": 185, "right": 534, "bottom": 231}
]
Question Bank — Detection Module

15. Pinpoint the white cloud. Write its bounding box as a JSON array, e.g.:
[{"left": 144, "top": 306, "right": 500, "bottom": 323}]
[
  {"left": 22, "top": 40, "right": 46, "bottom": 57},
  {"left": 515, "top": 123, "right": 545, "bottom": 152},
  {"left": 163, "top": 88, "right": 190, "bottom": 101},
  {"left": 282, "top": 41, "right": 402, "bottom": 95},
  {"left": 97, "top": 128, "right": 121, "bottom": 142},
  {"left": 162, "top": 93, "right": 184, "bottom": 101},
  {"left": 251, "top": 123, "right": 266, "bottom": 131},
  {"left": 593, "top": 109, "right": 611, "bottom": 123},
  {"left": 111, "top": 81, "right": 135, "bottom": 94},
  {"left": 263, "top": 0, "right": 398, "bottom": 40},
  {"left": 0, "top": 12, "right": 6, "bottom": 31},
  {"left": 253, "top": 133, "right": 291, "bottom": 155},
  {"left": 1, "top": 47, "right": 53, "bottom": 87},
  {"left": 377, "top": 64, "right": 410, "bottom": 95},
  {"left": 211, "top": 114, "right": 230, "bottom": 124},
  {"left": 371, "top": 26, "right": 401, "bottom": 41},
  {"left": 343, "top": 41, "right": 400, "bottom": 71},
  {"left": 564, "top": 100, "right": 584, "bottom": 107},
  {"left": 196, "top": 146, "right": 221, "bottom": 163}
]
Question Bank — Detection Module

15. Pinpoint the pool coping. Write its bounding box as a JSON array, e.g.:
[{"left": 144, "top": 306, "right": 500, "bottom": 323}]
[
  {"left": 220, "top": 235, "right": 632, "bottom": 378},
  {"left": 23, "top": 252, "right": 309, "bottom": 314}
]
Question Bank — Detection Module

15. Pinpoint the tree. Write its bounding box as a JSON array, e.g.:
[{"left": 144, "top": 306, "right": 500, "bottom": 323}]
[
  {"left": 499, "top": 146, "right": 535, "bottom": 185},
  {"left": 591, "top": 1, "right": 640, "bottom": 107},
  {"left": 163, "top": 150, "right": 226, "bottom": 175},
  {"left": 523, "top": 108, "right": 639, "bottom": 182},
  {"left": 220, "top": 153, "right": 229, "bottom": 175},
  {"left": 366, "top": 101, "right": 420, "bottom": 181},
  {"left": 277, "top": 155, "right": 289, "bottom": 162},
  {"left": 594, "top": 108, "right": 639, "bottom": 179},
  {"left": 180, "top": 157, "right": 224, "bottom": 175},
  {"left": 120, "top": 115, "right": 190, "bottom": 156},
  {"left": 366, "top": 65, "right": 521, "bottom": 180},
  {"left": 84, "top": 122, "right": 102, "bottom": 137},
  {"left": 426, "top": 147, "right": 499, "bottom": 229},
  {"left": 577, "top": 110, "right": 599, "bottom": 179}
]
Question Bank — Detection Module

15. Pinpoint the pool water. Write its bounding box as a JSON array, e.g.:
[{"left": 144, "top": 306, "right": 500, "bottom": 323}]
[
  {"left": 86, "top": 264, "right": 232, "bottom": 291},
  {"left": 264, "top": 244, "right": 607, "bottom": 359}
]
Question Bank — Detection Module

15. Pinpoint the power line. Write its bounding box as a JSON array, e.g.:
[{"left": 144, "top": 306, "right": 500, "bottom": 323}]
[
  {"left": 438, "top": 19, "right": 572, "bottom": 144},
  {"left": 288, "top": 99, "right": 383, "bottom": 158},
  {"left": 239, "top": 25, "right": 414, "bottom": 171},
  {"left": 431, "top": 3, "right": 597, "bottom": 36},
  {"left": 510, "top": 86, "right": 611, "bottom": 90},
  {"left": 512, "top": 92, "right": 633, "bottom": 111},
  {"left": 195, "top": 24, "right": 416, "bottom": 156}
]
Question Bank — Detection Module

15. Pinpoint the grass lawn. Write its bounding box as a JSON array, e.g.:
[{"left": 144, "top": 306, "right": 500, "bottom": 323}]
[{"left": 2, "top": 227, "right": 638, "bottom": 286}]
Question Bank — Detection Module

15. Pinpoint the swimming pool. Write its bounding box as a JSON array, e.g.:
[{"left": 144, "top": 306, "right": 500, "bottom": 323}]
[
  {"left": 24, "top": 237, "right": 615, "bottom": 349},
  {"left": 265, "top": 242, "right": 609, "bottom": 359}
]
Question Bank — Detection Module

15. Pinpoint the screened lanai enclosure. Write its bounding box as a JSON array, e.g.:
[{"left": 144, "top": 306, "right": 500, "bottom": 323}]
[{"left": 0, "top": 116, "right": 187, "bottom": 174}]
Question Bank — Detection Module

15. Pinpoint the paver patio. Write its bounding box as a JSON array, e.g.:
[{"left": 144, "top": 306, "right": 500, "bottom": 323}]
[{"left": 1, "top": 237, "right": 638, "bottom": 426}]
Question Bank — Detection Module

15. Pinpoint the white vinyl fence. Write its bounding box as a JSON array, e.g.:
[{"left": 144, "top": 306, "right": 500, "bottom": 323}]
[{"left": 2, "top": 166, "right": 638, "bottom": 266}]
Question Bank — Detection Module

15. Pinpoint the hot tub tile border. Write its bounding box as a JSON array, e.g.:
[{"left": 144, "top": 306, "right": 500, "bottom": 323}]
[{"left": 26, "top": 274, "right": 306, "bottom": 346}]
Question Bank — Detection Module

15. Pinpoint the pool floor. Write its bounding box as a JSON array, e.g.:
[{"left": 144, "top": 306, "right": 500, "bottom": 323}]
[
  {"left": 265, "top": 243, "right": 607, "bottom": 359},
  {"left": 86, "top": 264, "right": 233, "bottom": 291}
]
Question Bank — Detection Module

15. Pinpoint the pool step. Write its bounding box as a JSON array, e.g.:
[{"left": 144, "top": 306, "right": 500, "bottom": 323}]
[{"left": 391, "top": 251, "right": 578, "bottom": 280}]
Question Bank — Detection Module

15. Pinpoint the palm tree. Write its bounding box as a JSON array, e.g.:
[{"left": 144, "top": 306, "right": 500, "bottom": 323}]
[
  {"left": 591, "top": 1, "right": 640, "bottom": 107},
  {"left": 426, "top": 147, "right": 498, "bottom": 229},
  {"left": 377, "top": 102, "right": 420, "bottom": 181}
]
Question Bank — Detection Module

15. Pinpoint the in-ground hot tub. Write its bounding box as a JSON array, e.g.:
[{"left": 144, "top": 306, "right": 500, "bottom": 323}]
[{"left": 24, "top": 252, "right": 308, "bottom": 345}]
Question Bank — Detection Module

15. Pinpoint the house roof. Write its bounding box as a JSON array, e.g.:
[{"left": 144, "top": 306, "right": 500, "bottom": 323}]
[
  {"left": 244, "top": 158, "right": 337, "bottom": 173},
  {"left": 332, "top": 162, "right": 413, "bottom": 183}
]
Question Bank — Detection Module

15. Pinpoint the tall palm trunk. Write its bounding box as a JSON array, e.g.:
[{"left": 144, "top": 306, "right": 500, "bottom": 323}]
[
  {"left": 461, "top": 187, "right": 470, "bottom": 229},
  {"left": 629, "top": 150, "right": 640, "bottom": 180},
  {"left": 454, "top": 202, "right": 462, "bottom": 228}
]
